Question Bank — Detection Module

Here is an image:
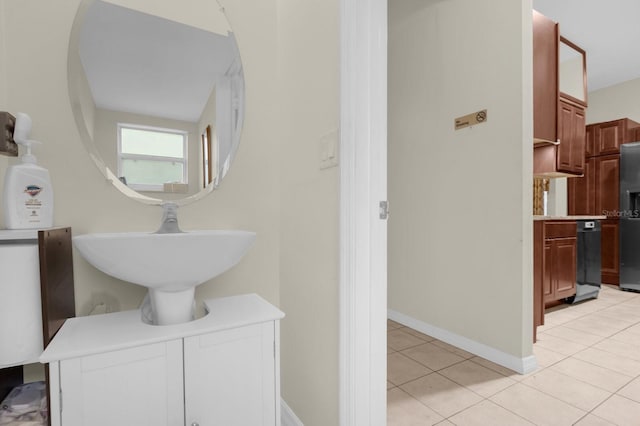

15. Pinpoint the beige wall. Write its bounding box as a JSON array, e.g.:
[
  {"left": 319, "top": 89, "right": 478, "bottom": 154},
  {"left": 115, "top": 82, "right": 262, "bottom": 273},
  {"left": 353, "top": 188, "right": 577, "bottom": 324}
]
[
  {"left": 2, "top": 0, "right": 282, "bottom": 309},
  {"left": 388, "top": 0, "right": 533, "bottom": 357},
  {"left": 588, "top": 77, "right": 640, "bottom": 124},
  {"left": 2, "top": 0, "right": 339, "bottom": 424},
  {"left": 277, "top": 0, "right": 340, "bottom": 423}
]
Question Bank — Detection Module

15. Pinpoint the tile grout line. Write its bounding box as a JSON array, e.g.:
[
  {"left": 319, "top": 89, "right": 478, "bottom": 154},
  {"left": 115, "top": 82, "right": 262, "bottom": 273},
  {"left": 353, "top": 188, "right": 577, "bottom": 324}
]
[{"left": 388, "top": 286, "right": 640, "bottom": 425}]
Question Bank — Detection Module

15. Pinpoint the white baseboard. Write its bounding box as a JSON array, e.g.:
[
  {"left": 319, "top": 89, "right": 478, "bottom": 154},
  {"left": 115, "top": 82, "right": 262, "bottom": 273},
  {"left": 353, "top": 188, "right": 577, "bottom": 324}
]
[
  {"left": 388, "top": 309, "right": 538, "bottom": 375},
  {"left": 281, "top": 399, "right": 304, "bottom": 426}
]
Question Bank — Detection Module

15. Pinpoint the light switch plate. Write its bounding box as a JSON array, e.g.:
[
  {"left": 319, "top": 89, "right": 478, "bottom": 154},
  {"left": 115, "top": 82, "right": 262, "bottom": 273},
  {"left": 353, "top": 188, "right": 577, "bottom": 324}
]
[{"left": 319, "top": 129, "right": 339, "bottom": 170}]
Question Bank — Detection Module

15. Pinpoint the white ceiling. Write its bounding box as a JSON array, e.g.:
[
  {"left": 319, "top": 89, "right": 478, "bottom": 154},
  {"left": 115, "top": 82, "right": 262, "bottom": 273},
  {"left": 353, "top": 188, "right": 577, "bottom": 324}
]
[
  {"left": 79, "top": 0, "right": 237, "bottom": 123},
  {"left": 533, "top": 0, "right": 640, "bottom": 92}
]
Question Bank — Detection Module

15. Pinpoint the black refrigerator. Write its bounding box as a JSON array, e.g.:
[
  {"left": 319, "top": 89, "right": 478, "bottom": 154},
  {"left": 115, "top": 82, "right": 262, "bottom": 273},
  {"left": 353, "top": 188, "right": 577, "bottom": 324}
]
[{"left": 620, "top": 142, "right": 640, "bottom": 291}]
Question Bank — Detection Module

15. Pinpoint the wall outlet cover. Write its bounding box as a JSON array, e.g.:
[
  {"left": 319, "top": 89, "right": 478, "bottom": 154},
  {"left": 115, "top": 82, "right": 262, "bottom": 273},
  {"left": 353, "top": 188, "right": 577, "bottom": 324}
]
[{"left": 319, "top": 129, "right": 339, "bottom": 170}]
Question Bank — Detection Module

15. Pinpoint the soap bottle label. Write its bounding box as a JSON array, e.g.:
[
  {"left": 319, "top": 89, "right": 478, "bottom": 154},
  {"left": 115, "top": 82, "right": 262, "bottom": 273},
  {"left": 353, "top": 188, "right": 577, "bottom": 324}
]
[{"left": 21, "top": 185, "right": 44, "bottom": 224}]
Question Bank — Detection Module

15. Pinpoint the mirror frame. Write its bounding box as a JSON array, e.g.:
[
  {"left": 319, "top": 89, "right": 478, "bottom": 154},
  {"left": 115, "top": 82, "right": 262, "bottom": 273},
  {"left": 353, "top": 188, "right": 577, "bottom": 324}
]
[
  {"left": 67, "top": 0, "right": 245, "bottom": 206},
  {"left": 559, "top": 36, "right": 588, "bottom": 107}
]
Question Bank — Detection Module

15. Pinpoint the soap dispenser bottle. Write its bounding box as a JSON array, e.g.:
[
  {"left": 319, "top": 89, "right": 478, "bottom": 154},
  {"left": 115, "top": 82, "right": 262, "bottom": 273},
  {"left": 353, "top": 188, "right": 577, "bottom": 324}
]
[{"left": 3, "top": 113, "right": 54, "bottom": 229}]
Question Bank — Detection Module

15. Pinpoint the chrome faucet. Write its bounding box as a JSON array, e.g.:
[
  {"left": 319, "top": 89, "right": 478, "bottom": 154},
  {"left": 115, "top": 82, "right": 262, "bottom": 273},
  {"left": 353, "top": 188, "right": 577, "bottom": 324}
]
[{"left": 155, "top": 202, "right": 183, "bottom": 234}]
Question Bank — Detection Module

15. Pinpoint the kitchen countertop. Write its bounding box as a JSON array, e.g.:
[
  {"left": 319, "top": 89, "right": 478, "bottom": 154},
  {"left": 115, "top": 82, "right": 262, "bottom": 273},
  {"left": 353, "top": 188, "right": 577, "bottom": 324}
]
[{"left": 533, "top": 215, "right": 607, "bottom": 221}]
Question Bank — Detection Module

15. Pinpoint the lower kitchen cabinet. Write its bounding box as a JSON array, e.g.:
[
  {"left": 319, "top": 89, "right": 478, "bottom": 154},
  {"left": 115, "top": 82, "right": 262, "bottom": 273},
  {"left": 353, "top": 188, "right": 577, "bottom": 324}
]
[
  {"left": 534, "top": 221, "right": 577, "bottom": 309},
  {"left": 41, "top": 294, "right": 284, "bottom": 426},
  {"left": 534, "top": 219, "right": 581, "bottom": 341},
  {"left": 601, "top": 219, "right": 619, "bottom": 285},
  {"left": 543, "top": 235, "right": 577, "bottom": 303}
]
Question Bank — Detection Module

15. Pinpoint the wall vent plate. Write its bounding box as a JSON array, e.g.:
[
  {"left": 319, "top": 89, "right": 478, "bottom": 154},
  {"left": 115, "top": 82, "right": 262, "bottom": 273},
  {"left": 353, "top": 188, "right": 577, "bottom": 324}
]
[
  {"left": 454, "top": 109, "right": 487, "bottom": 130},
  {"left": 0, "top": 112, "right": 18, "bottom": 157}
]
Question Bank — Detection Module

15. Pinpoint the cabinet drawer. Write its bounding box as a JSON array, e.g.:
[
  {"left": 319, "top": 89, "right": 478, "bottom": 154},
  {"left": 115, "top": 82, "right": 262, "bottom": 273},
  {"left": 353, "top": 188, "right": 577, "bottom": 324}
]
[{"left": 544, "top": 221, "right": 576, "bottom": 238}]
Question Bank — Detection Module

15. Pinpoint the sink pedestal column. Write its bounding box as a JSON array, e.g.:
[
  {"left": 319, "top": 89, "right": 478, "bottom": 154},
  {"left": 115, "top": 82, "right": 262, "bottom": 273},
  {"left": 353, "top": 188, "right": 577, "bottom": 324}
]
[{"left": 149, "top": 288, "right": 195, "bottom": 325}]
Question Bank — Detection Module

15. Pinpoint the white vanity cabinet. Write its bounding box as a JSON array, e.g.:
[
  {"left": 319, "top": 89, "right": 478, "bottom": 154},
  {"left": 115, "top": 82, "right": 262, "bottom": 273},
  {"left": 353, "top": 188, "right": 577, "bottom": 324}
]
[
  {"left": 184, "top": 322, "right": 277, "bottom": 425},
  {"left": 58, "top": 340, "right": 185, "bottom": 425},
  {"left": 40, "top": 294, "right": 284, "bottom": 426}
]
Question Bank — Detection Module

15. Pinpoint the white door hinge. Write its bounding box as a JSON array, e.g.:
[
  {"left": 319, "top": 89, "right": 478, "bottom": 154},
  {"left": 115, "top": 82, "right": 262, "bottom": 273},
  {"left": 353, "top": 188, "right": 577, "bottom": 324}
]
[{"left": 379, "top": 201, "right": 389, "bottom": 220}]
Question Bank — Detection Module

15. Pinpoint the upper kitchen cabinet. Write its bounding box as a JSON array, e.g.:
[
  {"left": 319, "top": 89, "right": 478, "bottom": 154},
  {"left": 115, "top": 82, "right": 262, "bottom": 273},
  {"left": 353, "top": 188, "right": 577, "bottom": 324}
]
[
  {"left": 558, "top": 37, "right": 587, "bottom": 108},
  {"left": 591, "top": 118, "right": 640, "bottom": 156},
  {"left": 556, "top": 99, "right": 586, "bottom": 175},
  {"left": 533, "top": 14, "right": 587, "bottom": 178},
  {"left": 533, "top": 10, "right": 558, "bottom": 145}
]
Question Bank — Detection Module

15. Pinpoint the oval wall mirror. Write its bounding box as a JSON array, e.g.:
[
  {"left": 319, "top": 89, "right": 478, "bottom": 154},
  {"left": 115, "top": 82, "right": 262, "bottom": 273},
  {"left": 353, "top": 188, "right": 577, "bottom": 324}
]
[{"left": 68, "top": 0, "right": 245, "bottom": 205}]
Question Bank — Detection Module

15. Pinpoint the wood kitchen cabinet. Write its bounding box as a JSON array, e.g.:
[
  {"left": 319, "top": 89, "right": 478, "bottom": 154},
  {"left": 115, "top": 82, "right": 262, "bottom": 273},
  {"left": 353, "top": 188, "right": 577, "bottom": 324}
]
[
  {"left": 533, "top": 220, "right": 577, "bottom": 342},
  {"left": 595, "top": 154, "right": 620, "bottom": 217},
  {"left": 533, "top": 10, "right": 558, "bottom": 145},
  {"left": 585, "top": 125, "right": 596, "bottom": 157},
  {"left": 556, "top": 100, "right": 586, "bottom": 175},
  {"left": 542, "top": 222, "right": 577, "bottom": 304},
  {"left": 568, "top": 157, "right": 595, "bottom": 215},
  {"left": 592, "top": 118, "right": 640, "bottom": 156},
  {"left": 568, "top": 118, "right": 640, "bottom": 284},
  {"left": 568, "top": 154, "right": 619, "bottom": 218},
  {"left": 533, "top": 221, "right": 544, "bottom": 342},
  {"left": 533, "top": 12, "right": 587, "bottom": 177},
  {"left": 534, "top": 102, "right": 587, "bottom": 177}
]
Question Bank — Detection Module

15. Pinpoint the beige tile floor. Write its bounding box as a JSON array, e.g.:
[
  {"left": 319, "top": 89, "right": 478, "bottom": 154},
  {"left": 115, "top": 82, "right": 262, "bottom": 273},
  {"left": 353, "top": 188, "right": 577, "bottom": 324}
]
[{"left": 387, "top": 285, "right": 640, "bottom": 425}]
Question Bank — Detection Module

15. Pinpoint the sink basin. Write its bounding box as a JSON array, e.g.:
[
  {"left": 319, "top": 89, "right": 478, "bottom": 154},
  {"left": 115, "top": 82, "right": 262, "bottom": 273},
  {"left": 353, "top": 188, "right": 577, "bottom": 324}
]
[{"left": 73, "top": 230, "right": 256, "bottom": 325}]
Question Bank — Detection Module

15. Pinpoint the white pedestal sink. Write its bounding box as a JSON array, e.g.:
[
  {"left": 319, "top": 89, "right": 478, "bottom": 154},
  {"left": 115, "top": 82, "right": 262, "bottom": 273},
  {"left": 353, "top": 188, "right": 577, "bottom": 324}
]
[{"left": 73, "top": 230, "right": 256, "bottom": 325}]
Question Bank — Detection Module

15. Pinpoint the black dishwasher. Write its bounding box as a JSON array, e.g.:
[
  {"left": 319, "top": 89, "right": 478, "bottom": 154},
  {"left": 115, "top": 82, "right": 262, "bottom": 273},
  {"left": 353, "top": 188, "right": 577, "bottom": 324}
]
[{"left": 568, "top": 220, "right": 601, "bottom": 303}]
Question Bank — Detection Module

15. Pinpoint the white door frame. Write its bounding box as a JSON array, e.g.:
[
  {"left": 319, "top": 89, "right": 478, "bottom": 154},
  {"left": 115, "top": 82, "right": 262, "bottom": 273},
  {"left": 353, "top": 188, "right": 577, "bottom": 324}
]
[{"left": 339, "top": 0, "right": 387, "bottom": 425}]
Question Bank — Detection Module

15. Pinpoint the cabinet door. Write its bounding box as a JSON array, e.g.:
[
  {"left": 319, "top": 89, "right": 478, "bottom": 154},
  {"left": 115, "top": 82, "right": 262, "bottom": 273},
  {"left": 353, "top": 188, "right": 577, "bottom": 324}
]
[
  {"left": 596, "top": 120, "right": 623, "bottom": 156},
  {"left": 557, "top": 101, "right": 586, "bottom": 174},
  {"left": 184, "top": 322, "right": 277, "bottom": 426},
  {"left": 585, "top": 124, "right": 597, "bottom": 157},
  {"left": 595, "top": 155, "right": 620, "bottom": 217},
  {"left": 543, "top": 238, "right": 577, "bottom": 303},
  {"left": 532, "top": 11, "right": 558, "bottom": 144},
  {"left": 543, "top": 241, "right": 554, "bottom": 303},
  {"left": 59, "top": 341, "right": 184, "bottom": 426},
  {"left": 533, "top": 221, "right": 544, "bottom": 335},
  {"left": 554, "top": 237, "right": 577, "bottom": 299},
  {"left": 572, "top": 106, "right": 586, "bottom": 173},
  {"left": 568, "top": 157, "right": 595, "bottom": 215},
  {"left": 601, "top": 219, "right": 619, "bottom": 285}
]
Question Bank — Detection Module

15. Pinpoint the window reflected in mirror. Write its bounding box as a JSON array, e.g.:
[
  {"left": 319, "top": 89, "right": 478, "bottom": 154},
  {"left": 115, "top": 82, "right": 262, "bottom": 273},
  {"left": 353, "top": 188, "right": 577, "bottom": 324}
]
[{"left": 117, "top": 124, "right": 188, "bottom": 192}]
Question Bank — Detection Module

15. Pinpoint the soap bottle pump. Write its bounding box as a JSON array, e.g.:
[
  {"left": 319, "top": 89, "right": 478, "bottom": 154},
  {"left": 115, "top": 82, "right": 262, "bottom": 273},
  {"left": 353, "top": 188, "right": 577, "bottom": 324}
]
[{"left": 2, "top": 113, "right": 54, "bottom": 229}]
